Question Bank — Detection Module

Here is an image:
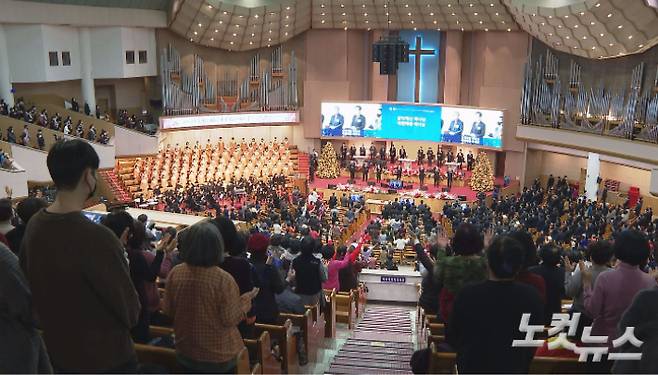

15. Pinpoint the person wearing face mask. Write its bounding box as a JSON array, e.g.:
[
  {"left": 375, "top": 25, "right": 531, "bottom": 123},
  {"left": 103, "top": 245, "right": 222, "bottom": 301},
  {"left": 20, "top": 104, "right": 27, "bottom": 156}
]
[{"left": 19, "top": 139, "right": 140, "bottom": 373}]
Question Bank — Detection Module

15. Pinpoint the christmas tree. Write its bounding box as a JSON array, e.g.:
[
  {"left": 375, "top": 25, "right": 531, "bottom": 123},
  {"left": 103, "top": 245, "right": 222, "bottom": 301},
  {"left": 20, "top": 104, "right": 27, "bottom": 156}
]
[
  {"left": 469, "top": 151, "right": 494, "bottom": 192},
  {"left": 317, "top": 142, "right": 340, "bottom": 179}
]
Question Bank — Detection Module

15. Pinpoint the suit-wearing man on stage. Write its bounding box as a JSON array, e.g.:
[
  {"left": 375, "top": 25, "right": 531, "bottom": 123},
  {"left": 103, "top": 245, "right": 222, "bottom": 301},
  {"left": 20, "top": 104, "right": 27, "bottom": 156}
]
[
  {"left": 379, "top": 145, "right": 386, "bottom": 161},
  {"left": 361, "top": 161, "right": 370, "bottom": 182},
  {"left": 444, "top": 111, "right": 464, "bottom": 143},
  {"left": 427, "top": 148, "right": 434, "bottom": 166},
  {"left": 375, "top": 163, "right": 383, "bottom": 183},
  {"left": 399, "top": 146, "right": 407, "bottom": 160},
  {"left": 395, "top": 164, "right": 403, "bottom": 181},
  {"left": 447, "top": 150, "right": 455, "bottom": 163},
  {"left": 349, "top": 145, "right": 357, "bottom": 159},
  {"left": 348, "top": 160, "right": 356, "bottom": 181},
  {"left": 418, "top": 165, "right": 426, "bottom": 186},
  {"left": 389, "top": 143, "right": 396, "bottom": 163},
  {"left": 433, "top": 167, "right": 441, "bottom": 187},
  {"left": 447, "top": 169, "right": 454, "bottom": 190},
  {"left": 456, "top": 149, "right": 465, "bottom": 169},
  {"left": 417, "top": 147, "right": 425, "bottom": 166},
  {"left": 466, "top": 151, "right": 475, "bottom": 171},
  {"left": 438, "top": 146, "right": 445, "bottom": 167},
  {"left": 470, "top": 111, "right": 486, "bottom": 140},
  {"left": 326, "top": 106, "right": 344, "bottom": 136},
  {"left": 340, "top": 143, "right": 348, "bottom": 167},
  {"left": 369, "top": 143, "right": 377, "bottom": 160},
  {"left": 359, "top": 144, "right": 366, "bottom": 157}
]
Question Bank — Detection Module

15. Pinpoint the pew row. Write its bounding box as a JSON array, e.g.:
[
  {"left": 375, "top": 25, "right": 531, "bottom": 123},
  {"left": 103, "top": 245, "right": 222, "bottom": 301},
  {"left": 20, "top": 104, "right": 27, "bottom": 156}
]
[
  {"left": 134, "top": 344, "right": 257, "bottom": 374},
  {"left": 244, "top": 331, "right": 281, "bottom": 375},
  {"left": 335, "top": 292, "right": 356, "bottom": 329},
  {"left": 323, "top": 289, "right": 337, "bottom": 338},
  {"left": 254, "top": 319, "right": 298, "bottom": 374}
]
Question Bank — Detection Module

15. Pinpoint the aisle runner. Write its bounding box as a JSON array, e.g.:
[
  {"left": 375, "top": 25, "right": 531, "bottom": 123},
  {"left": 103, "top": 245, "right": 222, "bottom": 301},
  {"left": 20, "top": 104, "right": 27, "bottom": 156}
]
[{"left": 327, "top": 306, "right": 414, "bottom": 374}]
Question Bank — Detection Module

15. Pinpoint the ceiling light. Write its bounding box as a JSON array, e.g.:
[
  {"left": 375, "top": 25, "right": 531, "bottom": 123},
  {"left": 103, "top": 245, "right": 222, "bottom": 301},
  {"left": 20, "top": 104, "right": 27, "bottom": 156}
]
[
  {"left": 485, "top": 28, "right": 489, "bottom": 31},
  {"left": 596, "top": 3, "right": 601, "bottom": 7},
  {"left": 628, "top": 35, "right": 633, "bottom": 39},
  {"left": 414, "top": 27, "right": 417, "bottom": 30},
  {"left": 254, "top": 14, "right": 258, "bottom": 18},
  {"left": 232, "top": 33, "right": 236, "bottom": 36},
  {"left": 639, "top": 44, "right": 644, "bottom": 48},
  {"left": 405, "top": 4, "right": 409, "bottom": 7},
  {"left": 541, "top": 22, "right": 545, "bottom": 26},
  {"left": 600, "top": 33, "right": 604, "bottom": 36},
  {"left": 609, "top": 43, "right": 613, "bottom": 46},
  {"left": 582, "top": 36, "right": 587, "bottom": 39},
  {"left": 285, "top": 24, "right": 289, "bottom": 27},
  {"left": 408, "top": 12, "right": 412, "bottom": 16},
  {"left": 340, "top": 3, "right": 344, "bottom": 7},
  {"left": 219, "top": 20, "right": 223, "bottom": 24},
  {"left": 411, "top": 20, "right": 415, "bottom": 24},
  {"left": 607, "top": 13, "right": 612, "bottom": 17},
  {"left": 230, "top": 41, "right": 234, "bottom": 45},
  {"left": 574, "top": 25, "right": 578, "bottom": 28},
  {"left": 461, "top": 27, "right": 465, "bottom": 31},
  {"left": 342, "top": 12, "right": 346, "bottom": 16},
  {"left": 190, "top": 38, "right": 193, "bottom": 41},
  {"left": 474, "top": 12, "right": 478, "bottom": 16},
  {"left": 269, "top": 30, "right": 272, "bottom": 33},
  {"left": 210, "top": 37, "right": 214, "bottom": 41},
  {"left": 501, "top": 20, "right": 505, "bottom": 24},
  {"left": 268, "top": 37, "right": 271, "bottom": 41},
  {"left": 344, "top": 26, "right": 348, "bottom": 30},
  {"left": 469, "top": 3, "right": 474, "bottom": 7},
  {"left": 490, "top": 3, "right": 494, "bottom": 6},
  {"left": 365, "top": 20, "right": 369, "bottom": 23},
  {"left": 590, "top": 21, "right": 595, "bottom": 25},
  {"left": 286, "top": 6, "right": 290, "bottom": 10},
  {"left": 447, "top": 3, "right": 451, "bottom": 7},
  {"left": 548, "top": 15, "right": 552, "bottom": 18},
  {"left": 592, "top": 46, "right": 596, "bottom": 50},
  {"left": 565, "top": 36, "right": 570, "bottom": 39},
  {"left": 506, "top": 28, "right": 511, "bottom": 32},
  {"left": 285, "top": 15, "right": 289, "bottom": 19},
  {"left": 362, "top": 4, "right": 366, "bottom": 7},
  {"left": 208, "top": 5, "right": 212, "bottom": 9},
  {"left": 198, "top": 23, "right": 202, "bottom": 27},
  {"left": 321, "top": 4, "right": 325, "bottom": 8},
  {"left": 251, "top": 33, "right": 255, "bottom": 36},
  {"left": 235, "top": 24, "right": 239, "bottom": 28},
  {"left": 214, "top": 29, "right": 218, "bottom": 32},
  {"left": 321, "top": 19, "right": 325, "bottom": 23},
  {"left": 617, "top": 25, "right": 623, "bottom": 29},
  {"left": 367, "top": 27, "right": 371, "bottom": 31},
  {"left": 430, "top": 12, "right": 434, "bottom": 16},
  {"left": 285, "top": 32, "right": 288, "bottom": 36},
  {"left": 564, "top": 15, "right": 569, "bottom": 18},
  {"left": 364, "top": 13, "right": 368, "bottom": 16},
  {"left": 479, "top": 20, "right": 483, "bottom": 24},
  {"left": 193, "top": 31, "right": 198, "bottom": 35},
  {"left": 451, "top": 12, "right": 455, "bottom": 16},
  {"left": 573, "top": 46, "right": 578, "bottom": 49},
  {"left": 548, "top": 32, "right": 553, "bottom": 36},
  {"left": 223, "top": 11, "right": 227, "bottom": 15},
  {"left": 267, "top": 44, "right": 270, "bottom": 47},
  {"left": 495, "top": 12, "right": 499, "bottom": 16},
  {"left": 532, "top": 13, "right": 536, "bottom": 16},
  {"left": 558, "top": 25, "right": 562, "bottom": 28}
]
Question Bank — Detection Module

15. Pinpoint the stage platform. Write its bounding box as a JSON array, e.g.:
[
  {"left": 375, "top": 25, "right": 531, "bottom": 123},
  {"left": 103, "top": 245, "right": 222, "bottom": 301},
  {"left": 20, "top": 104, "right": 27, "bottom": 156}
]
[{"left": 360, "top": 266, "right": 422, "bottom": 303}]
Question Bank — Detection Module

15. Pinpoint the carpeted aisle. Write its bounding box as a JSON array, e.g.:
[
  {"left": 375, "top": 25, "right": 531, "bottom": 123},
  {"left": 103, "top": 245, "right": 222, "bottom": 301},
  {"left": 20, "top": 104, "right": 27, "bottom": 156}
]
[{"left": 327, "top": 306, "right": 414, "bottom": 374}]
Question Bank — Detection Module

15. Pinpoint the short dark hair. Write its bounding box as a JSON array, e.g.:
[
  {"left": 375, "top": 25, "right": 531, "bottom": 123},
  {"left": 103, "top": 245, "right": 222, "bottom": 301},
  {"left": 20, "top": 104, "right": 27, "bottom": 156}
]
[
  {"left": 46, "top": 139, "right": 99, "bottom": 190},
  {"left": 0, "top": 198, "right": 13, "bottom": 221},
  {"left": 487, "top": 235, "right": 525, "bottom": 279},
  {"left": 452, "top": 223, "right": 484, "bottom": 256},
  {"left": 101, "top": 210, "right": 134, "bottom": 239},
  {"left": 179, "top": 221, "right": 225, "bottom": 267},
  {"left": 589, "top": 241, "right": 613, "bottom": 265},
  {"left": 538, "top": 244, "right": 561, "bottom": 267},
  {"left": 15, "top": 197, "right": 48, "bottom": 224},
  {"left": 210, "top": 216, "right": 239, "bottom": 255},
  {"left": 137, "top": 214, "right": 148, "bottom": 223},
  {"left": 300, "top": 235, "right": 316, "bottom": 255},
  {"left": 614, "top": 230, "right": 649, "bottom": 266},
  {"left": 128, "top": 221, "right": 146, "bottom": 250},
  {"left": 508, "top": 230, "right": 537, "bottom": 269}
]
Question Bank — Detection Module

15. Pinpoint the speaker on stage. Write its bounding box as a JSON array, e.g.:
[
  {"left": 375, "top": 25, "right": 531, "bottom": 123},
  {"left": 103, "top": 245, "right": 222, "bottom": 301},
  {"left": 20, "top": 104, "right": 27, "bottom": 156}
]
[
  {"left": 405, "top": 184, "right": 413, "bottom": 189},
  {"left": 368, "top": 181, "right": 375, "bottom": 186},
  {"left": 420, "top": 186, "right": 428, "bottom": 191},
  {"left": 381, "top": 183, "right": 389, "bottom": 188},
  {"left": 388, "top": 189, "right": 397, "bottom": 194},
  {"left": 348, "top": 179, "right": 355, "bottom": 184},
  {"left": 458, "top": 195, "right": 467, "bottom": 201},
  {"left": 442, "top": 187, "right": 450, "bottom": 192},
  {"left": 328, "top": 184, "right": 337, "bottom": 189}
]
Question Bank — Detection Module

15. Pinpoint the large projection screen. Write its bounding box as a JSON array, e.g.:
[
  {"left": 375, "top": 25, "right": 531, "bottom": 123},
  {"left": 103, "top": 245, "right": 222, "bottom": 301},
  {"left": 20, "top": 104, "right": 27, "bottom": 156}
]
[{"left": 320, "top": 102, "right": 503, "bottom": 149}]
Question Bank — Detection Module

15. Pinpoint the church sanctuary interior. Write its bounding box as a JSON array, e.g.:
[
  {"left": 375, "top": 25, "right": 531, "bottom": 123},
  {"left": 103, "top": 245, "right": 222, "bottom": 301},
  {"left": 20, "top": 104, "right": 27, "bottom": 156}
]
[{"left": 3, "top": 0, "right": 658, "bottom": 374}]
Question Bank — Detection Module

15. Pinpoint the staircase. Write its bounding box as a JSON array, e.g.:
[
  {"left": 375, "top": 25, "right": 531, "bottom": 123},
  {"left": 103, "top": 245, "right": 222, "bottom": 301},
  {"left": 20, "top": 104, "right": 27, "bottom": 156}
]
[
  {"left": 98, "top": 169, "right": 132, "bottom": 203},
  {"left": 327, "top": 306, "right": 414, "bottom": 374},
  {"left": 297, "top": 152, "right": 310, "bottom": 177}
]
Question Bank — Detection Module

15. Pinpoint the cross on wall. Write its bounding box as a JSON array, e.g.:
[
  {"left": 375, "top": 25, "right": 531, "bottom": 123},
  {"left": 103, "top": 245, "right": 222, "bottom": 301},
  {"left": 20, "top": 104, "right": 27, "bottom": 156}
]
[{"left": 409, "top": 35, "right": 435, "bottom": 103}]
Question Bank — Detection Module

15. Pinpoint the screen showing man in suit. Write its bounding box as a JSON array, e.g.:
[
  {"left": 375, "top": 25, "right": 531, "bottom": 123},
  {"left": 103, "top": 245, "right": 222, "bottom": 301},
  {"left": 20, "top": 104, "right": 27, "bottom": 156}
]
[{"left": 320, "top": 102, "right": 503, "bottom": 149}]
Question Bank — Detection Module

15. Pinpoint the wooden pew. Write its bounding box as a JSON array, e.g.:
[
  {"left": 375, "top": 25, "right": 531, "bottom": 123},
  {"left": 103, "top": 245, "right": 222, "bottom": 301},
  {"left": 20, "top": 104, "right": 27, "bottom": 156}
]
[
  {"left": 236, "top": 346, "right": 260, "bottom": 375},
  {"left": 254, "top": 319, "right": 298, "bottom": 374},
  {"left": 530, "top": 356, "right": 587, "bottom": 374},
  {"left": 427, "top": 334, "right": 445, "bottom": 348},
  {"left": 150, "top": 325, "right": 174, "bottom": 339},
  {"left": 280, "top": 309, "right": 316, "bottom": 364},
  {"left": 302, "top": 302, "right": 326, "bottom": 360},
  {"left": 428, "top": 323, "right": 445, "bottom": 336},
  {"left": 428, "top": 345, "right": 456, "bottom": 374},
  {"left": 134, "top": 344, "right": 181, "bottom": 373},
  {"left": 244, "top": 331, "right": 281, "bottom": 375},
  {"left": 323, "top": 289, "right": 337, "bottom": 338},
  {"left": 335, "top": 292, "right": 355, "bottom": 329}
]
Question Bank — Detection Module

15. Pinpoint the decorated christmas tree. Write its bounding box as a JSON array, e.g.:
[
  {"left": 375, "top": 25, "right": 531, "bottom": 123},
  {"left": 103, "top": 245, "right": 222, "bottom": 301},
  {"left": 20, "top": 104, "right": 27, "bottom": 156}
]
[
  {"left": 469, "top": 151, "right": 494, "bottom": 192},
  {"left": 317, "top": 142, "right": 340, "bottom": 179}
]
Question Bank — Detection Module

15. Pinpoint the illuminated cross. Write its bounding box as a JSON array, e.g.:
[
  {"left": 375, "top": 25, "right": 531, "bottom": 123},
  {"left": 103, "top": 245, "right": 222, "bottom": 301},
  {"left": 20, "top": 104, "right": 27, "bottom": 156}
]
[{"left": 409, "top": 35, "right": 436, "bottom": 103}]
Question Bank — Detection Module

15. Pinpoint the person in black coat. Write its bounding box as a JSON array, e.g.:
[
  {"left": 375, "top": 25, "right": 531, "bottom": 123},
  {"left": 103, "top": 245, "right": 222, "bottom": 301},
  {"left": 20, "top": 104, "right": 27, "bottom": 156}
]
[
  {"left": 361, "top": 161, "right": 370, "bottom": 182},
  {"left": 395, "top": 164, "right": 403, "bottom": 181},
  {"left": 248, "top": 233, "right": 286, "bottom": 325},
  {"left": 433, "top": 167, "right": 441, "bottom": 187},
  {"left": 529, "top": 244, "right": 565, "bottom": 325},
  {"left": 348, "top": 161, "right": 356, "bottom": 181},
  {"left": 389, "top": 143, "right": 396, "bottom": 163},
  {"left": 375, "top": 163, "right": 383, "bottom": 183},
  {"left": 418, "top": 165, "right": 425, "bottom": 186}
]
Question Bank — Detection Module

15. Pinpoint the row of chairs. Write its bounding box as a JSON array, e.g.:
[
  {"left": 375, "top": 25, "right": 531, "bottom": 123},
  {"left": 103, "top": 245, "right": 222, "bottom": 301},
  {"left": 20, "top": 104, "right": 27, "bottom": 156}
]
[
  {"left": 134, "top": 286, "right": 366, "bottom": 374},
  {"left": 416, "top": 304, "right": 589, "bottom": 374}
]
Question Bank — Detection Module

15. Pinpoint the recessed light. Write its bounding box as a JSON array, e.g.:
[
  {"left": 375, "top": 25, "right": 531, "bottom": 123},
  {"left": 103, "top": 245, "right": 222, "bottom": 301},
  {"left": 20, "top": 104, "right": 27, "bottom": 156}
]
[
  {"left": 411, "top": 20, "right": 415, "bottom": 24},
  {"left": 490, "top": 3, "right": 494, "bottom": 6},
  {"left": 531, "top": 13, "right": 535, "bottom": 16},
  {"left": 267, "top": 44, "right": 271, "bottom": 47},
  {"left": 565, "top": 36, "right": 570, "bottom": 39},
  {"left": 285, "top": 24, "right": 289, "bottom": 27},
  {"left": 600, "top": 33, "right": 604, "bottom": 36},
  {"left": 286, "top": 15, "right": 289, "bottom": 19},
  {"left": 430, "top": 12, "right": 434, "bottom": 16},
  {"left": 219, "top": 20, "right": 223, "bottom": 24},
  {"left": 223, "top": 11, "right": 227, "bottom": 15},
  {"left": 194, "top": 31, "right": 198, "bottom": 35},
  {"left": 564, "top": 15, "right": 569, "bottom": 18},
  {"left": 607, "top": 13, "right": 612, "bottom": 17},
  {"left": 596, "top": 3, "right": 601, "bottom": 7},
  {"left": 408, "top": 12, "right": 412, "bottom": 16},
  {"left": 344, "top": 27, "right": 348, "bottom": 30},
  {"left": 447, "top": 4, "right": 451, "bottom": 7},
  {"left": 208, "top": 5, "right": 212, "bottom": 9},
  {"left": 474, "top": 12, "right": 478, "bottom": 16},
  {"left": 485, "top": 28, "right": 489, "bottom": 31},
  {"left": 249, "top": 41, "right": 253, "bottom": 45},
  {"left": 469, "top": 3, "right": 473, "bottom": 7},
  {"left": 501, "top": 20, "right": 505, "bottom": 24},
  {"left": 190, "top": 38, "right": 193, "bottom": 41},
  {"left": 548, "top": 15, "right": 552, "bottom": 18},
  {"left": 558, "top": 25, "right": 562, "bottom": 28},
  {"left": 639, "top": 44, "right": 644, "bottom": 48},
  {"left": 286, "top": 6, "right": 290, "bottom": 10},
  {"left": 230, "top": 41, "right": 234, "bottom": 45},
  {"left": 362, "top": 4, "right": 366, "bottom": 8},
  {"left": 321, "top": 20, "right": 325, "bottom": 23},
  {"left": 210, "top": 37, "right": 214, "bottom": 41},
  {"left": 590, "top": 21, "right": 595, "bottom": 25},
  {"left": 413, "top": 27, "right": 417, "bottom": 30},
  {"left": 254, "top": 14, "right": 258, "bottom": 18},
  {"left": 506, "top": 28, "right": 511, "bottom": 32},
  {"left": 461, "top": 27, "right": 465, "bottom": 31},
  {"left": 232, "top": 33, "right": 236, "bottom": 36},
  {"left": 251, "top": 33, "right": 254, "bottom": 36},
  {"left": 235, "top": 25, "right": 239, "bottom": 28},
  {"left": 574, "top": 25, "right": 578, "bottom": 28},
  {"left": 609, "top": 43, "right": 614, "bottom": 46},
  {"left": 342, "top": 12, "right": 346, "bottom": 16},
  {"left": 541, "top": 22, "right": 545, "bottom": 26},
  {"left": 215, "top": 29, "right": 218, "bottom": 32},
  {"left": 434, "top": 20, "right": 437, "bottom": 24},
  {"left": 321, "top": 12, "right": 325, "bottom": 16},
  {"left": 340, "top": 3, "right": 344, "bottom": 7},
  {"left": 320, "top": 3, "right": 325, "bottom": 7},
  {"left": 548, "top": 33, "right": 553, "bottom": 36},
  {"left": 495, "top": 12, "right": 499, "bottom": 16},
  {"left": 198, "top": 23, "right": 202, "bottom": 27},
  {"left": 617, "top": 25, "right": 623, "bottom": 29},
  {"left": 582, "top": 36, "right": 587, "bottom": 39},
  {"left": 479, "top": 20, "right": 483, "bottom": 24},
  {"left": 365, "top": 20, "right": 369, "bottom": 23},
  {"left": 628, "top": 35, "right": 633, "bottom": 39},
  {"left": 268, "top": 38, "right": 271, "bottom": 41},
  {"left": 592, "top": 46, "right": 596, "bottom": 50},
  {"left": 405, "top": 4, "right": 409, "bottom": 7},
  {"left": 364, "top": 13, "right": 368, "bottom": 16},
  {"left": 573, "top": 46, "right": 578, "bottom": 49},
  {"left": 579, "top": 12, "right": 584, "bottom": 15},
  {"left": 285, "top": 32, "right": 288, "bottom": 36},
  {"left": 269, "top": 29, "right": 272, "bottom": 33}
]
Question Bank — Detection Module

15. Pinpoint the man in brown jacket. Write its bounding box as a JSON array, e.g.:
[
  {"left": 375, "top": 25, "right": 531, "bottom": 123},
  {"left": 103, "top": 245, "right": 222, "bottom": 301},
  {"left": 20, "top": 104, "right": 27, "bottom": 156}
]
[{"left": 20, "top": 139, "right": 140, "bottom": 372}]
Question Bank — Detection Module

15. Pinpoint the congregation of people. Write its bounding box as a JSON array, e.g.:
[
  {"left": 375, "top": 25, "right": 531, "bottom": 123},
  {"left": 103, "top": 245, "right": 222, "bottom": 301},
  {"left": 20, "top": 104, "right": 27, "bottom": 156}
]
[{"left": 1, "top": 98, "right": 110, "bottom": 147}]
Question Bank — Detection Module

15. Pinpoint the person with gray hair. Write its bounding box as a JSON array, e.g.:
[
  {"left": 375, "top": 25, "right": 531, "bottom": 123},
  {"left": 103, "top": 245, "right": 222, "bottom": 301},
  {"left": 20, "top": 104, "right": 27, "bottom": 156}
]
[{"left": 164, "top": 221, "right": 258, "bottom": 373}]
